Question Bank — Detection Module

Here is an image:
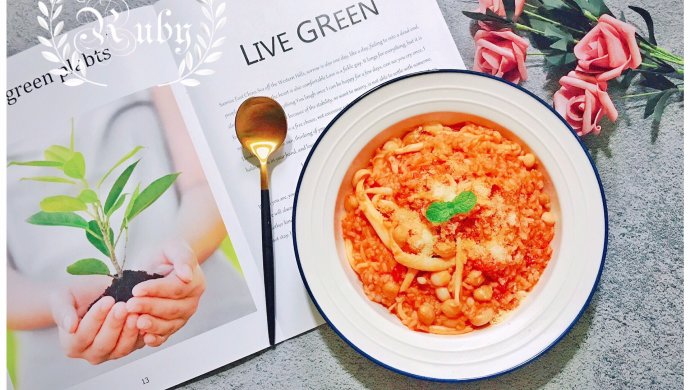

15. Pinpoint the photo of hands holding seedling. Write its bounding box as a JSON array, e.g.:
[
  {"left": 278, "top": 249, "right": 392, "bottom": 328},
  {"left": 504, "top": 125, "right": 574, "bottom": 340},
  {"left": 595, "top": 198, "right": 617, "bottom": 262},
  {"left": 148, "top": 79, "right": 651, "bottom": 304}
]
[{"left": 6, "top": 86, "right": 256, "bottom": 389}]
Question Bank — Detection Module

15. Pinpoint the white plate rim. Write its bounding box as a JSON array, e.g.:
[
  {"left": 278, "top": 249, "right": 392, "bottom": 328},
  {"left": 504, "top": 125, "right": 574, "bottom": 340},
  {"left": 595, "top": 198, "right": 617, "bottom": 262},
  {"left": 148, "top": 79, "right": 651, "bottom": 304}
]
[{"left": 291, "top": 69, "right": 608, "bottom": 382}]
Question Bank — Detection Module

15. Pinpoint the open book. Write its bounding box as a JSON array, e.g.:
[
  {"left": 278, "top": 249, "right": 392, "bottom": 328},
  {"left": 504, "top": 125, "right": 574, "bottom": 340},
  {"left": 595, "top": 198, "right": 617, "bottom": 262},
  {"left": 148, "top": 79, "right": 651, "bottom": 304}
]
[{"left": 6, "top": 0, "right": 464, "bottom": 388}]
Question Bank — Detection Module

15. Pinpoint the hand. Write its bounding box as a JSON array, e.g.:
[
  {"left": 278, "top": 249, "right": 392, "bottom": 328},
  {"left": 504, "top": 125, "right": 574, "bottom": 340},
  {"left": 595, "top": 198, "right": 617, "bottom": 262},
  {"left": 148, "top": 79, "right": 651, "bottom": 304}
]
[
  {"left": 126, "top": 241, "right": 206, "bottom": 347},
  {"left": 50, "top": 276, "right": 145, "bottom": 364}
]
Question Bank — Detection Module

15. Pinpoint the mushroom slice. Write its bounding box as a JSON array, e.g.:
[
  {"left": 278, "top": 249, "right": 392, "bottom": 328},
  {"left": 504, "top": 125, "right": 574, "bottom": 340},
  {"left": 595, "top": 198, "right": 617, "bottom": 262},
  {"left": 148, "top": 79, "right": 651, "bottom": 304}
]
[
  {"left": 394, "top": 142, "right": 424, "bottom": 155},
  {"left": 400, "top": 268, "right": 418, "bottom": 292},
  {"left": 356, "top": 178, "right": 453, "bottom": 272},
  {"left": 454, "top": 238, "right": 467, "bottom": 303}
]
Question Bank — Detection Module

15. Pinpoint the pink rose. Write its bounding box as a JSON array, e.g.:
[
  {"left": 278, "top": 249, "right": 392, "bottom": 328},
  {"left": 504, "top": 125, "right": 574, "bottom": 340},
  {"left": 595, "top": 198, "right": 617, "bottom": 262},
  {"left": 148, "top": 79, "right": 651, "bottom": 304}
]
[
  {"left": 473, "top": 29, "right": 529, "bottom": 84},
  {"left": 574, "top": 14, "right": 642, "bottom": 81},
  {"left": 553, "top": 71, "right": 618, "bottom": 136},
  {"left": 478, "top": 0, "right": 525, "bottom": 19}
]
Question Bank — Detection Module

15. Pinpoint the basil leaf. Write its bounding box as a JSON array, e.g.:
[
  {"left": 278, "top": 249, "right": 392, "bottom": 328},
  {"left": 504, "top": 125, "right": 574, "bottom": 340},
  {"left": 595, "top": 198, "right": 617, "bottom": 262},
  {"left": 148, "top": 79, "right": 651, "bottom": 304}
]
[
  {"left": 426, "top": 202, "right": 453, "bottom": 223},
  {"left": 452, "top": 191, "right": 478, "bottom": 214}
]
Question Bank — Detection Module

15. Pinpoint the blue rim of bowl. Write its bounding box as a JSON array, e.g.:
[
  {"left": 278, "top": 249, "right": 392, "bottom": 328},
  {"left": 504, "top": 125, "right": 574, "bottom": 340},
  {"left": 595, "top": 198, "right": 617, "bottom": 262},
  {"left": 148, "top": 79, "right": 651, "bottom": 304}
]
[{"left": 291, "top": 69, "right": 608, "bottom": 382}]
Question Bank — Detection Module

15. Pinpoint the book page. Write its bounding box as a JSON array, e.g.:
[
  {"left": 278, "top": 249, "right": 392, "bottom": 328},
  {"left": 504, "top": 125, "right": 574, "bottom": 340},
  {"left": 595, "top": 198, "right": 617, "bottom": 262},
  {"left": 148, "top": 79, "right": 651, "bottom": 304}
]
[
  {"left": 159, "top": 0, "right": 466, "bottom": 341},
  {"left": 6, "top": 5, "right": 269, "bottom": 389}
]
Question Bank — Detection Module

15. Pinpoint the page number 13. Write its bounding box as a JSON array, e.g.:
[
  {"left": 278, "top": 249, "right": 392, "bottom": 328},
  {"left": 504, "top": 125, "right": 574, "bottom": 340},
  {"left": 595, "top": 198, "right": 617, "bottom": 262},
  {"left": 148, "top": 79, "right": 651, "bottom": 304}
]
[{"left": 141, "top": 377, "right": 150, "bottom": 385}]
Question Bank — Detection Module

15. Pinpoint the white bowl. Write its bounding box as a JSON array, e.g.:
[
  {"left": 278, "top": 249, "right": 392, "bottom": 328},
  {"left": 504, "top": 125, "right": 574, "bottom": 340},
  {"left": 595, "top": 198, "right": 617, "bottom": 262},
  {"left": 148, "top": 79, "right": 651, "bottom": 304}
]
[{"left": 292, "top": 70, "right": 607, "bottom": 381}]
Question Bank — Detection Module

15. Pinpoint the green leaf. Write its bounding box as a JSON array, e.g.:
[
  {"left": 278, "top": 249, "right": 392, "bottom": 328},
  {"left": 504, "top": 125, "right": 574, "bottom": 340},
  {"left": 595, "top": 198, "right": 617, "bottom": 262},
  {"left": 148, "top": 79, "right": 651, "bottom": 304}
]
[
  {"left": 504, "top": 0, "right": 516, "bottom": 20},
  {"left": 628, "top": 6, "right": 656, "bottom": 45},
  {"left": 617, "top": 70, "right": 637, "bottom": 90},
  {"left": 125, "top": 183, "right": 141, "bottom": 221},
  {"left": 44, "top": 145, "right": 73, "bottom": 163},
  {"left": 63, "top": 152, "right": 86, "bottom": 179},
  {"left": 544, "top": 25, "right": 573, "bottom": 41},
  {"left": 546, "top": 52, "right": 577, "bottom": 66},
  {"left": 27, "top": 211, "right": 87, "bottom": 228},
  {"left": 425, "top": 191, "right": 478, "bottom": 224},
  {"left": 542, "top": 0, "right": 566, "bottom": 10},
  {"left": 97, "top": 146, "right": 144, "bottom": 188},
  {"left": 8, "top": 160, "right": 63, "bottom": 168},
  {"left": 652, "top": 89, "right": 675, "bottom": 124},
  {"left": 573, "top": 0, "right": 610, "bottom": 17},
  {"left": 127, "top": 173, "right": 180, "bottom": 221},
  {"left": 640, "top": 73, "right": 676, "bottom": 91},
  {"left": 66, "top": 258, "right": 111, "bottom": 276},
  {"left": 106, "top": 193, "right": 128, "bottom": 217},
  {"left": 462, "top": 10, "right": 512, "bottom": 29},
  {"left": 425, "top": 202, "right": 453, "bottom": 224},
  {"left": 40, "top": 195, "right": 87, "bottom": 212},
  {"left": 78, "top": 189, "right": 99, "bottom": 203},
  {"left": 643, "top": 91, "right": 665, "bottom": 118},
  {"left": 452, "top": 191, "right": 478, "bottom": 214},
  {"left": 86, "top": 220, "right": 113, "bottom": 257},
  {"left": 20, "top": 176, "right": 76, "bottom": 184},
  {"left": 104, "top": 160, "right": 139, "bottom": 214},
  {"left": 550, "top": 38, "right": 570, "bottom": 52}
]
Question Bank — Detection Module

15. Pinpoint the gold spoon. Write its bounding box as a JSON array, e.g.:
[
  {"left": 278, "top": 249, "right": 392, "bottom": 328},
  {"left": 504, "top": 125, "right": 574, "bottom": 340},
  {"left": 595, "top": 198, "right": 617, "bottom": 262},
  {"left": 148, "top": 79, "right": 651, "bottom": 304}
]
[{"left": 235, "top": 96, "right": 287, "bottom": 347}]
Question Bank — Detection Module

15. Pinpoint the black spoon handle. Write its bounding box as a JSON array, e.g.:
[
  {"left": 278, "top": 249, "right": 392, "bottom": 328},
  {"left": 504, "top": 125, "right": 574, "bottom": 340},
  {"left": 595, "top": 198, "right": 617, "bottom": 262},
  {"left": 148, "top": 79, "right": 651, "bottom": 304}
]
[{"left": 260, "top": 188, "right": 275, "bottom": 346}]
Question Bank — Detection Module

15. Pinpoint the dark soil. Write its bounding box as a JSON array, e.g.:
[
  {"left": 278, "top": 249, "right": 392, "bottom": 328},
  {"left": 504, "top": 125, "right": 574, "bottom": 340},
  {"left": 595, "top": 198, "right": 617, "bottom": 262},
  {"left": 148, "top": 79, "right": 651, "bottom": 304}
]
[{"left": 90, "top": 270, "right": 163, "bottom": 309}]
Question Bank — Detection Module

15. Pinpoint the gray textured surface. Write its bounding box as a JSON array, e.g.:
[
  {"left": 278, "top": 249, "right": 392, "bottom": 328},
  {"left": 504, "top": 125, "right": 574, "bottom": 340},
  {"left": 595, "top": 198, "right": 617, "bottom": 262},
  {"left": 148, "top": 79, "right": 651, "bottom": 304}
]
[{"left": 7, "top": 0, "right": 684, "bottom": 388}]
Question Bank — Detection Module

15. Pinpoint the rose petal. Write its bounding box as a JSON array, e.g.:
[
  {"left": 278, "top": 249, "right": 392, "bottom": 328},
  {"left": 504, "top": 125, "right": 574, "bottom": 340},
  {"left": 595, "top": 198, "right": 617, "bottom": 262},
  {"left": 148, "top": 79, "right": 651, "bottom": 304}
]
[
  {"left": 597, "top": 89, "right": 618, "bottom": 121},
  {"left": 481, "top": 49, "right": 501, "bottom": 69},
  {"left": 600, "top": 25, "right": 628, "bottom": 67}
]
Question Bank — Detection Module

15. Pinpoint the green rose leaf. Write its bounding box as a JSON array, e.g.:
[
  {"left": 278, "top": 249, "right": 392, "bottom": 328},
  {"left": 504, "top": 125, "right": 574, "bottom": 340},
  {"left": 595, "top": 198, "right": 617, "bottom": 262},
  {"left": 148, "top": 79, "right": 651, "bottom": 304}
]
[
  {"left": 97, "top": 146, "right": 144, "bottom": 188},
  {"left": 27, "top": 211, "right": 88, "bottom": 229},
  {"left": 86, "top": 220, "right": 113, "bottom": 257},
  {"left": 573, "top": 0, "right": 610, "bottom": 17},
  {"left": 66, "top": 258, "right": 111, "bottom": 276},
  {"left": 44, "top": 145, "right": 73, "bottom": 163},
  {"left": 104, "top": 160, "right": 139, "bottom": 214},
  {"left": 40, "top": 195, "right": 87, "bottom": 212},
  {"left": 63, "top": 152, "right": 86, "bottom": 179},
  {"left": 8, "top": 160, "right": 63, "bottom": 168},
  {"left": 652, "top": 89, "right": 675, "bottom": 125},
  {"left": 550, "top": 38, "right": 570, "bottom": 52},
  {"left": 127, "top": 173, "right": 180, "bottom": 221},
  {"left": 628, "top": 6, "right": 656, "bottom": 45},
  {"left": 20, "top": 176, "right": 76, "bottom": 184},
  {"left": 78, "top": 189, "right": 99, "bottom": 204}
]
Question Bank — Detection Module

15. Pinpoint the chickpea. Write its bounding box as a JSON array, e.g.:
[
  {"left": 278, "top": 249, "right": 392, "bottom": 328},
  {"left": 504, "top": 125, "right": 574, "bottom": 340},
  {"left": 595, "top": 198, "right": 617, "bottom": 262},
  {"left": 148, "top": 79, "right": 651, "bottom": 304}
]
[
  {"left": 382, "top": 281, "right": 399, "bottom": 299},
  {"left": 473, "top": 285, "right": 493, "bottom": 302},
  {"left": 383, "top": 139, "right": 400, "bottom": 151},
  {"left": 417, "top": 302, "right": 436, "bottom": 326},
  {"left": 435, "top": 287, "right": 451, "bottom": 302},
  {"left": 470, "top": 307, "right": 495, "bottom": 327},
  {"left": 344, "top": 194, "right": 359, "bottom": 212},
  {"left": 520, "top": 153, "right": 536, "bottom": 169},
  {"left": 430, "top": 270, "right": 452, "bottom": 287},
  {"left": 441, "top": 299, "right": 462, "bottom": 318},
  {"left": 541, "top": 211, "right": 556, "bottom": 225},
  {"left": 539, "top": 193, "right": 550, "bottom": 206},
  {"left": 465, "top": 270, "right": 485, "bottom": 287},
  {"left": 433, "top": 241, "right": 456, "bottom": 258},
  {"left": 392, "top": 225, "right": 409, "bottom": 246}
]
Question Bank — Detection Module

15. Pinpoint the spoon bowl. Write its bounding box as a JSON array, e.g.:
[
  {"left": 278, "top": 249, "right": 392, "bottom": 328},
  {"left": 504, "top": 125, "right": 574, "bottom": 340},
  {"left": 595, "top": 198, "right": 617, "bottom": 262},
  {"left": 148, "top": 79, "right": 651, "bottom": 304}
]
[{"left": 236, "top": 97, "right": 288, "bottom": 166}]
